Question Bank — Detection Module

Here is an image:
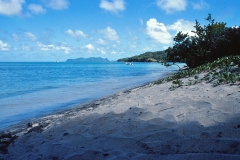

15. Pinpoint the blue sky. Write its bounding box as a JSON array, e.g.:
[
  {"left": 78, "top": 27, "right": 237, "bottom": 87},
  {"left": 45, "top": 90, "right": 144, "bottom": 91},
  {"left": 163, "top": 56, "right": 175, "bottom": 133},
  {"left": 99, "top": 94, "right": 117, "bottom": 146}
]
[{"left": 0, "top": 0, "right": 239, "bottom": 62}]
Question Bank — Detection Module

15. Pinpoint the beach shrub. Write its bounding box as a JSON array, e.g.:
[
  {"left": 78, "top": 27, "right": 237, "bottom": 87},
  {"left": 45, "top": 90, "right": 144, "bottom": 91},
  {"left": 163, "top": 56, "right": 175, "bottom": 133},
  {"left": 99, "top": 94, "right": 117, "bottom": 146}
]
[{"left": 166, "top": 14, "right": 240, "bottom": 68}]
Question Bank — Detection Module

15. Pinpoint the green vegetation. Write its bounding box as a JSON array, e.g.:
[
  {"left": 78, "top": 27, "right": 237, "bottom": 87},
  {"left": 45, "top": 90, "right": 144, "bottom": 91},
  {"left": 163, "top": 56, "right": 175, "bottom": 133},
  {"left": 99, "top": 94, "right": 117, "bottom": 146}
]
[
  {"left": 117, "top": 14, "right": 240, "bottom": 90},
  {"left": 118, "top": 14, "right": 240, "bottom": 67},
  {"left": 166, "top": 14, "right": 240, "bottom": 68},
  {"left": 155, "top": 14, "right": 240, "bottom": 90},
  {"left": 117, "top": 51, "right": 166, "bottom": 62},
  {"left": 155, "top": 56, "right": 240, "bottom": 90}
]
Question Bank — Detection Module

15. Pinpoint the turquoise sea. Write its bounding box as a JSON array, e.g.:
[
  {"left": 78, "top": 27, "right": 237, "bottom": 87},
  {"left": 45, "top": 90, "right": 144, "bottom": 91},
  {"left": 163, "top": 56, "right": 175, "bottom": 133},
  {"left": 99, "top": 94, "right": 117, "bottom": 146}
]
[{"left": 0, "top": 62, "right": 180, "bottom": 129}]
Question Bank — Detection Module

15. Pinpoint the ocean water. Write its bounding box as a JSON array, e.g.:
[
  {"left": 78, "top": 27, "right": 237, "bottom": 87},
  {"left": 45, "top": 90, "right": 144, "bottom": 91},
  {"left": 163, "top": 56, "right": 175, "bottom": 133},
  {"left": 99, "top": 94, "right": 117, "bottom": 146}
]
[{"left": 0, "top": 62, "right": 180, "bottom": 129}]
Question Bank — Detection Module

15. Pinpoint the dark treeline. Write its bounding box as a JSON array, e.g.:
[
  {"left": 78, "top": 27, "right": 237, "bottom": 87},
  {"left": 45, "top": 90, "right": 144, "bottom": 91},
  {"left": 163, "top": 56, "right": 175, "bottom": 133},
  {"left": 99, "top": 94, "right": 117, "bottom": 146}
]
[{"left": 117, "top": 51, "right": 166, "bottom": 62}]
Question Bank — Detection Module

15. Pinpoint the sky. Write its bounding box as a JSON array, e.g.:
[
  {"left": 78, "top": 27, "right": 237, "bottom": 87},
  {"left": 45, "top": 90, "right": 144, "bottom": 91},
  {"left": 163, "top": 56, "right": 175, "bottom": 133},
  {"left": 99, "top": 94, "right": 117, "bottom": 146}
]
[{"left": 0, "top": 0, "right": 240, "bottom": 62}]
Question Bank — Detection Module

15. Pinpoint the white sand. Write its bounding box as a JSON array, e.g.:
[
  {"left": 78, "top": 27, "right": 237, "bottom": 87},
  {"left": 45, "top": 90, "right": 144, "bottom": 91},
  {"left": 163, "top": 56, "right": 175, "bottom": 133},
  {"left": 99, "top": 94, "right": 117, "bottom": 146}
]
[{"left": 1, "top": 80, "right": 240, "bottom": 159}]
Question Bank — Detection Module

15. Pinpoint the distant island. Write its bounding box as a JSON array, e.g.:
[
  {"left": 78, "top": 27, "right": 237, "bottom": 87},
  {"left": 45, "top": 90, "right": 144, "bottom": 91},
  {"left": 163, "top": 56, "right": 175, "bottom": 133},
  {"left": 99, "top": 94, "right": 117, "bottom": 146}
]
[
  {"left": 117, "top": 51, "right": 166, "bottom": 62},
  {"left": 66, "top": 57, "right": 111, "bottom": 63}
]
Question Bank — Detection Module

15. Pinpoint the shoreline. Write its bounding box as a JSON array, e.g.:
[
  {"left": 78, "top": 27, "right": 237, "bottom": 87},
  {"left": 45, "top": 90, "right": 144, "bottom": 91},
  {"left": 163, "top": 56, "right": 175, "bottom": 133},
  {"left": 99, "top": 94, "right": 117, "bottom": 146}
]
[
  {"left": 1, "top": 75, "right": 240, "bottom": 159},
  {"left": 0, "top": 71, "right": 175, "bottom": 133},
  {"left": 0, "top": 61, "right": 178, "bottom": 131}
]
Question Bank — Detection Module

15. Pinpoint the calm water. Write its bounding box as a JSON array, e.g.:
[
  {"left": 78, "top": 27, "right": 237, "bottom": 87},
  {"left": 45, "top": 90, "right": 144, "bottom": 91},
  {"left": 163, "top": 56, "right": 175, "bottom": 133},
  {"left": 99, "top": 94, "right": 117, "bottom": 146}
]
[{"left": 0, "top": 62, "right": 180, "bottom": 129}]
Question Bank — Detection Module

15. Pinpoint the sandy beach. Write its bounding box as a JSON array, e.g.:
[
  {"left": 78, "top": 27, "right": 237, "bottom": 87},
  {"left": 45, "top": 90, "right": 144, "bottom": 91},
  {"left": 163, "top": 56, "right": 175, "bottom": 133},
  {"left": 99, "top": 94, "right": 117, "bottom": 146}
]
[{"left": 1, "top": 79, "right": 240, "bottom": 159}]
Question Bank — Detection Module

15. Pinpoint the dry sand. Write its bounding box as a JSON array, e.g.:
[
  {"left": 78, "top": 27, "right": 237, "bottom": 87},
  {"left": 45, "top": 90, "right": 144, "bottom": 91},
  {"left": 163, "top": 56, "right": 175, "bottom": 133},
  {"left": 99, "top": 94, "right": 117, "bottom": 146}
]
[{"left": 1, "top": 79, "right": 240, "bottom": 159}]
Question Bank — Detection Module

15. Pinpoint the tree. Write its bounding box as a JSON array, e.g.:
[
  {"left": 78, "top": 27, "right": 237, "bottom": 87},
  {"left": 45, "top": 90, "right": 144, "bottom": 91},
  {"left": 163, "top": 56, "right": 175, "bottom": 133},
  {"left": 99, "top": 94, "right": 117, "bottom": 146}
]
[
  {"left": 166, "top": 14, "right": 233, "bottom": 68},
  {"left": 213, "top": 26, "right": 240, "bottom": 60}
]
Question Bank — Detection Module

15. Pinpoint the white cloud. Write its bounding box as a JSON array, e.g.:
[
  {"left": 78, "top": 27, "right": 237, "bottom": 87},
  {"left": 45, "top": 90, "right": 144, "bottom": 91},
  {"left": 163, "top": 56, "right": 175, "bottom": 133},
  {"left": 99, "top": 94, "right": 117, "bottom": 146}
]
[
  {"left": 96, "top": 38, "right": 107, "bottom": 45},
  {"left": 55, "top": 42, "right": 71, "bottom": 54},
  {"left": 100, "top": 26, "right": 120, "bottom": 43},
  {"left": 97, "top": 47, "right": 106, "bottom": 54},
  {"left": 0, "top": 40, "right": 10, "bottom": 51},
  {"left": 146, "top": 18, "right": 195, "bottom": 45},
  {"left": 167, "top": 19, "right": 195, "bottom": 36},
  {"left": 146, "top": 18, "right": 172, "bottom": 45},
  {"left": 65, "top": 29, "right": 87, "bottom": 38},
  {"left": 157, "top": 0, "right": 187, "bottom": 13},
  {"left": 24, "top": 32, "right": 37, "bottom": 41},
  {"left": 28, "top": 4, "right": 46, "bottom": 14},
  {"left": 65, "top": 29, "right": 75, "bottom": 37},
  {"left": 0, "top": 0, "right": 25, "bottom": 16},
  {"left": 12, "top": 34, "right": 20, "bottom": 41},
  {"left": 43, "top": 0, "right": 69, "bottom": 10},
  {"left": 75, "top": 30, "right": 87, "bottom": 38},
  {"left": 192, "top": 0, "right": 209, "bottom": 10},
  {"left": 100, "top": 0, "right": 125, "bottom": 13},
  {"left": 37, "top": 42, "right": 70, "bottom": 54},
  {"left": 83, "top": 44, "right": 94, "bottom": 51},
  {"left": 37, "top": 42, "right": 55, "bottom": 51}
]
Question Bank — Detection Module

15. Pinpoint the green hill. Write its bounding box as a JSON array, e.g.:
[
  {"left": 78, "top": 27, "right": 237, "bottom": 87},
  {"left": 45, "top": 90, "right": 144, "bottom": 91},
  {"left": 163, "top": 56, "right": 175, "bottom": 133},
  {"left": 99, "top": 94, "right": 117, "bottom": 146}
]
[{"left": 117, "top": 51, "right": 166, "bottom": 62}]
